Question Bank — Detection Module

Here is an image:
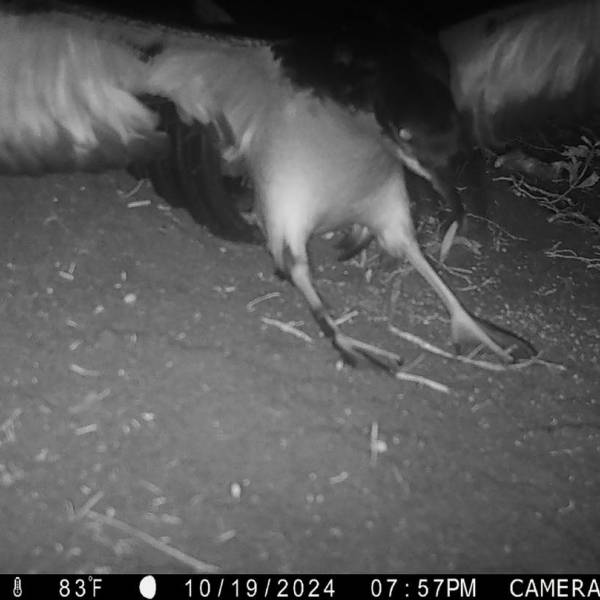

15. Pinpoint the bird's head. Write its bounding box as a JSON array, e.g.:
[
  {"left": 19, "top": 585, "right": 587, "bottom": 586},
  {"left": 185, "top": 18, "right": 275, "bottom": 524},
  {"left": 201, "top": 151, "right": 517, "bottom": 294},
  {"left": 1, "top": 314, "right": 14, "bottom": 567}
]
[
  {"left": 373, "top": 60, "right": 464, "bottom": 211},
  {"left": 374, "top": 57, "right": 461, "bottom": 167}
]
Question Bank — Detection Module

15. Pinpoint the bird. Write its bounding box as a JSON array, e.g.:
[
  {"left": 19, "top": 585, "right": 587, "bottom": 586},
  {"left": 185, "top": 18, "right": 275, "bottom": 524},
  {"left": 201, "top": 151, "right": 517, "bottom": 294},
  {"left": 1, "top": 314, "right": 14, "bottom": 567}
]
[{"left": 0, "top": 0, "right": 543, "bottom": 370}]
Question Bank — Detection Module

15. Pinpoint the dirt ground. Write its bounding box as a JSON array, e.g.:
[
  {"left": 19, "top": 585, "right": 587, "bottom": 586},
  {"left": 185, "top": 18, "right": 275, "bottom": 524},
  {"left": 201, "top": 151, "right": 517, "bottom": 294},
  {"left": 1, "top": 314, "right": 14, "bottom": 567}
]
[{"left": 0, "top": 162, "right": 599, "bottom": 574}]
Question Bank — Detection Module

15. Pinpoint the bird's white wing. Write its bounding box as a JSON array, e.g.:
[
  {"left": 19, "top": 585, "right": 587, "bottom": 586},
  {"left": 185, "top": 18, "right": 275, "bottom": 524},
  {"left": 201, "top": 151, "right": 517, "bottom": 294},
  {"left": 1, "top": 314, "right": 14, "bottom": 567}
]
[
  {"left": 0, "top": 9, "right": 164, "bottom": 172},
  {"left": 0, "top": 4, "right": 277, "bottom": 170},
  {"left": 0, "top": 3, "right": 278, "bottom": 239},
  {"left": 440, "top": 0, "right": 600, "bottom": 145}
]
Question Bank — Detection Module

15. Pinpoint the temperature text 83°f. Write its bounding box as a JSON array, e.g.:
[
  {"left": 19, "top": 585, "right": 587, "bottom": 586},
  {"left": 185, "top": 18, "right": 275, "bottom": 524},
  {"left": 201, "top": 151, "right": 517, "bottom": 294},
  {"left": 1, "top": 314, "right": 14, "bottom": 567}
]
[{"left": 58, "top": 578, "right": 103, "bottom": 598}]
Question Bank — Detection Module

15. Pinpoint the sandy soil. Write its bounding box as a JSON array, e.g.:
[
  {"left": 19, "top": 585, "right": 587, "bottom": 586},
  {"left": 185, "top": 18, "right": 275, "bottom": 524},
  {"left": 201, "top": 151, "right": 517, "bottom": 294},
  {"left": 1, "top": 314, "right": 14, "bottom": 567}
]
[{"left": 0, "top": 165, "right": 598, "bottom": 573}]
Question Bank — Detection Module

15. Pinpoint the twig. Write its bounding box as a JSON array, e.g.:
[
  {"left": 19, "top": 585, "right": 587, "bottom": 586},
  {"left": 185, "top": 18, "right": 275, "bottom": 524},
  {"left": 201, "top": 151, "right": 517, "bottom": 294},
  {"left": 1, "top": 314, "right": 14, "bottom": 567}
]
[
  {"left": 120, "top": 179, "right": 145, "bottom": 198},
  {"left": 467, "top": 213, "right": 528, "bottom": 241},
  {"left": 261, "top": 317, "right": 313, "bottom": 343},
  {"left": 342, "top": 336, "right": 403, "bottom": 362},
  {"left": 389, "top": 326, "right": 566, "bottom": 372},
  {"left": 526, "top": 356, "right": 568, "bottom": 371},
  {"left": 429, "top": 255, "right": 475, "bottom": 286},
  {"left": 400, "top": 353, "right": 426, "bottom": 372},
  {"left": 86, "top": 509, "right": 220, "bottom": 573},
  {"left": 390, "top": 327, "right": 453, "bottom": 358},
  {"left": 127, "top": 200, "right": 152, "bottom": 209},
  {"left": 369, "top": 422, "right": 387, "bottom": 466},
  {"left": 69, "top": 364, "right": 101, "bottom": 377},
  {"left": 333, "top": 310, "right": 359, "bottom": 326},
  {"left": 75, "top": 424, "right": 98, "bottom": 435},
  {"left": 70, "top": 491, "right": 105, "bottom": 521},
  {"left": 505, "top": 176, "right": 600, "bottom": 235},
  {"left": 544, "top": 242, "right": 600, "bottom": 270},
  {"left": 246, "top": 292, "right": 281, "bottom": 311},
  {"left": 395, "top": 371, "right": 451, "bottom": 393},
  {"left": 458, "top": 277, "right": 496, "bottom": 293}
]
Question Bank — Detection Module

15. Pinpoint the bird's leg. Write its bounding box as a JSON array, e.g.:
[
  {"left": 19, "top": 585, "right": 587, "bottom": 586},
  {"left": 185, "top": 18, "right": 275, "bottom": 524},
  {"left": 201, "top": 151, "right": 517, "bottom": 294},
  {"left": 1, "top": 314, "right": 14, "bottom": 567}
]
[
  {"left": 280, "top": 245, "right": 403, "bottom": 372},
  {"left": 390, "top": 234, "right": 536, "bottom": 362},
  {"left": 373, "top": 171, "right": 535, "bottom": 363}
]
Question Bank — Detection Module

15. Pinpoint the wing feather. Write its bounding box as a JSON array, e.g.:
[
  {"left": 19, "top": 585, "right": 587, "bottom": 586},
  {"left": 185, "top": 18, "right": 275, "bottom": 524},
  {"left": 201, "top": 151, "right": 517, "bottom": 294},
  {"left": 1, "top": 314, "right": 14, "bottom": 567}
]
[
  {"left": 0, "top": 9, "right": 167, "bottom": 172},
  {"left": 440, "top": 0, "right": 600, "bottom": 144},
  {"left": 0, "top": 3, "right": 268, "bottom": 240}
]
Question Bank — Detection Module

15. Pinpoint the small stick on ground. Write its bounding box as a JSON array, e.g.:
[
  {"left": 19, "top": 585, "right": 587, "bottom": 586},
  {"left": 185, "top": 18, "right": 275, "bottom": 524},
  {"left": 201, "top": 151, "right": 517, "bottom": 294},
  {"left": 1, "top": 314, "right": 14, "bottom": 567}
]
[
  {"left": 369, "top": 422, "right": 387, "bottom": 467},
  {"left": 246, "top": 292, "right": 281, "bottom": 311},
  {"left": 458, "top": 277, "right": 496, "bottom": 293},
  {"left": 467, "top": 213, "right": 528, "bottom": 241},
  {"left": 395, "top": 371, "right": 451, "bottom": 394},
  {"left": 389, "top": 326, "right": 566, "bottom": 372},
  {"left": 333, "top": 310, "right": 359, "bottom": 326},
  {"left": 69, "top": 364, "right": 101, "bottom": 377},
  {"left": 86, "top": 509, "right": 220, "bottom": 573},
  {"left": 70, "top": 491, "right": 105, "bottom": 521},
  {"left": 120, "top": 179, "right": 145, "bottom": 198},
  {"left": 343, "top": 337, "right": 403, "bottom": 363},
  {"left": 127, "top": 200, "right": 152, "bottom": 209},
  {"left": 261, "top": 317, "right": 313, "bottom": 343},
  {"left": 545, "top": 242, "right": 600, "bottom": 270}
]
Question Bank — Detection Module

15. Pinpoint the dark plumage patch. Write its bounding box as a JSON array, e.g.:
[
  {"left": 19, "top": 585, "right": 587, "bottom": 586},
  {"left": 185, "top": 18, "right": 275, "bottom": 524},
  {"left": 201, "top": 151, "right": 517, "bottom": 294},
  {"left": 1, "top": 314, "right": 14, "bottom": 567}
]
[
  {"left": 131, "top": 95, "right": 260, "bottom": 244},
  {"left": 273, "top": 25, "right": 451, "bottom": 114},
  {"left": 273, "top": 31, "right": 380, "bottom": 112},
  {"left": 273, "top": 25, "right": 459, "bottom": 156}
]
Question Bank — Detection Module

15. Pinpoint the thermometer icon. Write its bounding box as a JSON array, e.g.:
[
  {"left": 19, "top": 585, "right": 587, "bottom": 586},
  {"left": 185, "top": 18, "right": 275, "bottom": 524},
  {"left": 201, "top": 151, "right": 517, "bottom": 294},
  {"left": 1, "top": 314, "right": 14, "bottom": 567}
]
[{"left": 13, "top": 577, "right": 22, "bottom": 598}]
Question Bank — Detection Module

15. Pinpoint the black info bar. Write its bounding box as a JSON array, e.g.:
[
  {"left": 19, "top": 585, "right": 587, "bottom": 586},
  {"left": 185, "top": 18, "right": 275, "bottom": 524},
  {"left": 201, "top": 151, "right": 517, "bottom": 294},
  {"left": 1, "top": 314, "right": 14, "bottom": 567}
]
[{"left": 2, "top": 574, "right": 599, "bottom": 600}]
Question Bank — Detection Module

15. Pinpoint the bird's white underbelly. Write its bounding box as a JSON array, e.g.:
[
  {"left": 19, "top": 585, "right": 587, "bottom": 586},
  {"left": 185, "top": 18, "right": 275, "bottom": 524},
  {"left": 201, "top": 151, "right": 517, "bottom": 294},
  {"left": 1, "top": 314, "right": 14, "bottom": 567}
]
[{"left": 241, "top": 93, "right": 400, "bottom": 233}]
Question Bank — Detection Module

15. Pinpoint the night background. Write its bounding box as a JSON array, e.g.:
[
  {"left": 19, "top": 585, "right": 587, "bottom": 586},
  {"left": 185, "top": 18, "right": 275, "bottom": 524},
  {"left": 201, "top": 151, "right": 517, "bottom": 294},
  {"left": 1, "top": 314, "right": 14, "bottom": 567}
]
[{"left": 19, "top": 0, "right": 524, "bottom": 31}]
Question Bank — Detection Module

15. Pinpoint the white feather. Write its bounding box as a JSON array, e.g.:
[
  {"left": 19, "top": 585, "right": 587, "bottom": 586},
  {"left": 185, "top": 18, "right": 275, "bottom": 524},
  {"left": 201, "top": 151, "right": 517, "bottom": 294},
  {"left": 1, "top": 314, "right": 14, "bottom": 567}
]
[
  {"left": 440, "top": 0, "right": 600, "bottom": 142},
  {"left": 0, "top": 10, "right": 161, "bottom": 170}
]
